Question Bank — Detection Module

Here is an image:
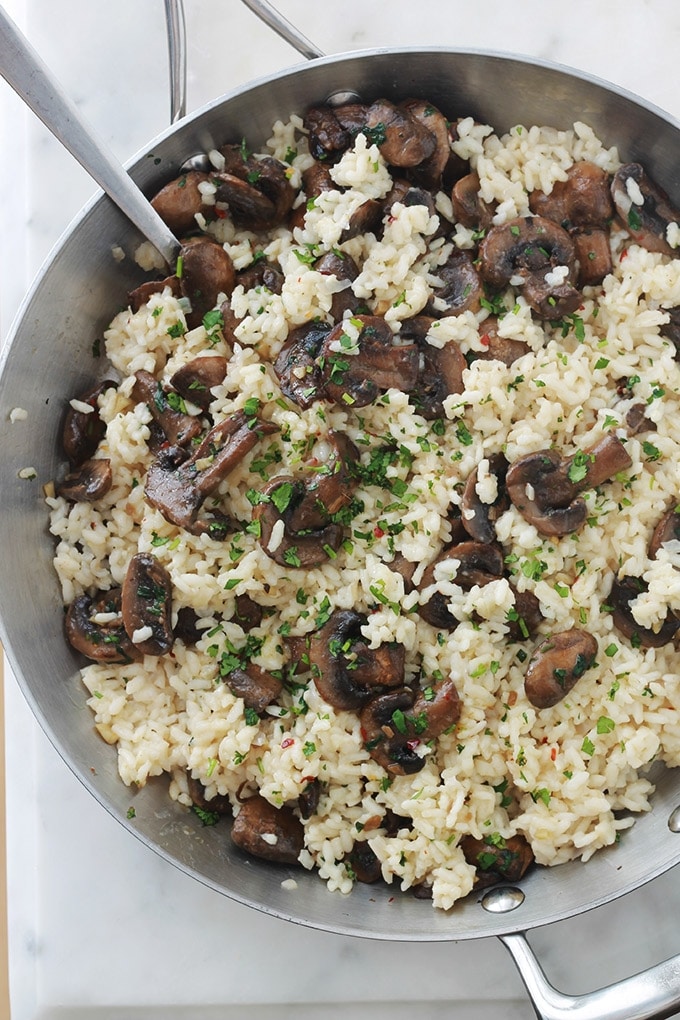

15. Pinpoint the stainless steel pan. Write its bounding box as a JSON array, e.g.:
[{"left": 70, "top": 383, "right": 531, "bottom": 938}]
[{"left": 2, "top": 5, "right": 680, "bottom": 1017}]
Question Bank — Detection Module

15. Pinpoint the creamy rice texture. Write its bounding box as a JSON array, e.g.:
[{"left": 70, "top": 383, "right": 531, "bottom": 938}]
[{"left": 47, "top": 113, "right": 680, "bottom": 911}]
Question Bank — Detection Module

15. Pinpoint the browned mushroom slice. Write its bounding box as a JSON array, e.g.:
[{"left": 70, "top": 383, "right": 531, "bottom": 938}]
[
  {"left": 128, "top": 274, "right": 181, "bottom": 313},
  {"left": 237, "top": 259, "right": 285, "bottom": 295},
  {"left": 660, "top": 306, "right": 680, "bottom": 350},
  {"left": 611, "top": 163, "right": 680, "bottom": 257},
  {"left": 383, "top": 179, "right": 437, "bottom": 219},
  {"left": 524, "top": 629, "right": 597, "bottom": 709},
  {"left": 233, "top": 593, "right": 264, "bottom": 631},
  {"left": 150, "top": 170, "right": 210, "bottom": 235},
  {"left": 286, "top": 431, "right": 360, "bottom": 533},
  {"left": 274, "top": 321, "right": 332, "bottom": 409},
  {"left": 313, "top": 251, "right": 362, "bottom": 321},
  {"left": 304, "top": 105, "right": 353, "bottom": 162},
  {"left": 56, "top": 458, "right": 112, "bottom": 503},
  {"left": 346, "top": 841, "right": 383, "bottom": 883},
  {"left": 506, "top": 588, "right": 544, "bottom": 641},
  {"left": 405, "top": 327, "right": 465, "bottom": 421},
  {"left": 132, "top": 369, "right": 202, "bottom": 447},
  {"left": 302, "top": 161, "right": 335, "bottom": 198},
  {"left": 479, "top": 215, "right": 580, "bottom": 318},
  {"left": 186, "top": 773, "right": 232, "bottom": 817},
  {"left": 339, "top": 197, "right": 384, "bottom": 243},
  {"left": 418, "top": 541, "right": 505, "bottom": 629},
  {"left": 506, "top": 450, "right": 587, "bottom": 538},
  {"left": 146, "top": 410, "right": 277, "bottom": 534},
  {"left": 506, "top": 435, "right": 631, "bottom": 539},
  {"left": 121, "top": 552, "right": 174, "bottom": 657},
  {"left": 253, "top": 476, "right": 344, "bottom": 569},
  {"left": 529, "top": 162, "right": 614, "bottom": 230},
  {"left": 65, "top": 588, "right": 140, "bottom": 664},
  {"left": 62, "top": 380, "right": 117, "bottom": 466},
  {"left": 215, "top": 154, "right": 295, "bottom": 231},
  {"left": 178, "top": 236, "right": 236, "bottom": 329},
  {"left": 319, "top": 314, "right": 419, "bottom": 407},
  {"left": 298, "top": 777, "right": 321, "bottom": 820},
  {"left": 231, "top": 795, "right": 304, "bottom": 865},
  {"left": 474, "top": 316, "right": 530, "bottom": 367},
  {"left": 649, "top": 505, "right": 680, "bottom": 558},
  {"left": 173, "top": 606, "right": 203, "bottom": 645},
  {"left": 461, "top": 453, "right": 510, "bottom": 544},
  {"left": 307, "top": 609, "right": 405, "bottom": 711},
  {"left": 410, "top": 677, "right": 461, "bottom": 739},
  {"left": 364, "top": 99, "right": 436, "bottom": 168},
  {"left": 226, "top": 662, "right": 283, "bottom": 714},
  {"left": 360, "top": 688, "right": 425, "bottom": 775},
  {"left": 400, "top": 99, "right": 451, "bottom": 190},
  {"left": 169, "top": 356, "right": 228, "bottom": 411},
  {"left": 624, "top": 402, "right": 655, "bottom": 436},
  {"left": 609, "top": 575, "right": 679, "bottom": 648},
  {"left": 425, "top": 249, "right": 483, "bottom": 317},
  {"left": 451, "top": 171, "right": 496, "bottom": 231},
  {"left": 572, "top": 228, "right": 612, "bottom": 287},
  {"left": 460, "top": 833, "right": 534, "bottom": 883}
]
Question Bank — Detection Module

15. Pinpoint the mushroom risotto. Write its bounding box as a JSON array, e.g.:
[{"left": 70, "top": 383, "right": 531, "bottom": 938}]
[{"left": 47, "top": 98, "right": 680, "bottom": 910}]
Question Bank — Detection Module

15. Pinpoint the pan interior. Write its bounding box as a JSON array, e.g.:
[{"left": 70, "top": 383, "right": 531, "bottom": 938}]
[{"left": 2, "top": 48, "right": 680, "bottom": 940}]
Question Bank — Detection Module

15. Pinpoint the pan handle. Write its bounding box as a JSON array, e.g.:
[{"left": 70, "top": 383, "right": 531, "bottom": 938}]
[
  {"left": 239, "top": 0, "right": 325, "bottom": 60},
  {"left": 501, "top": 931, "right": 680, "bottom": 1020}
]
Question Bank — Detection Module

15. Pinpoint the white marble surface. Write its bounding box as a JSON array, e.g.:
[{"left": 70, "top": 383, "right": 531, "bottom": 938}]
[{"left": 3, "top": 1, "right": 680, "bottom": 1017}]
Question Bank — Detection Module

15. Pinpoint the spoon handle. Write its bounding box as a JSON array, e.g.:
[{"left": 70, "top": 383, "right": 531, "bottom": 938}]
[
  {"left": 0, "top": 5, "right": 180, "bottom": 265},
  {"left": 239, "top": 0, "right": 325, "bottom": 60}
]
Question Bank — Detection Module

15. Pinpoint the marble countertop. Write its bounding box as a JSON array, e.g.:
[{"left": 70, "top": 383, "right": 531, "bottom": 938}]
[{"left": 3, "top": 1, "right": 680, "bottom": 1017}]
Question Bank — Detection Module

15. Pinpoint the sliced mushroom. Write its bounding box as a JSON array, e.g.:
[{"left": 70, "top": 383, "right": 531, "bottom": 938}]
[
  {"left": 529, "top": 162, "right": 614, "bottom": 230},
  {"left": 186, "top": 774, "right": 232, "bottom": 816},
  {"left": 226, "top": 662, "right": 283, "bottom": 714},
  {"left": 506, "top": 435, "right": 632, "bottom": 538},
  {"left": 231, "top": 795, "right": 304, "bottom": 865},
  {"left": 286, "top": 431, "right": 360, "bottom": 532},
  {"left": 418, "top": 541, "right": 505, "bottom": 629},
  {"left": 660, "top": 306, "right": 680, "bottom": 350},
  {"left": 649, "top": 506, "right": 680, "bottom": 558},
  {"left": 460, "top": 833, "right": 534, "bottom": 883},
  {"left": 425, "top": 249, "right": 483, "bottom": 317},
  {"left": 237, "top": 259, "right": 285, "bottom": 295},
  {"left": 303, "top": 105, "right": 353, "bottom": 162},
  {"left": 307, "top": 609, "right": 404, "bottom": 711},
  {"left": 461, "top": 454, "right": 510, "bottom": 544},
  {"left": 524, "top": 629, "right": 597, "bottom": 708},
  {"left": 319, "top": 314, "right": 419, "bottom": 407},
  {"left": 215, "top": 150, "right": 295, "bottom": 231},
  {"left": 364, "top": 98, "right": 436, "bottom": 168},
  {"left": 360, "top": 688, "right": 423, "bottom": 775},
  {"left": 298, "top": 778, "right": 321, "bottom": 820},
  {"left": 479, "top": 215, "right": 581, "bottom": 318},
  {"left": 65, "top": 588, "right": 140, "bottom": 664},
  {"left": 346, "top": 841, "right": 383, "bottom": 883},
  {"left": 609, "top": 575, "right": 679, "bottom": 648},
  {"left": 128, "top": 274, "right": 181, "bottom": 313},
  {"left": 173, "top": 606, "right": 203, "bottom": 645},
  {"left": 178, "top": 236, "right": 236, "bottom": 329},
  {"left": 611, "top": 163, "right": 680, "bottom": 257},
  {"left": 399, "top": 315, "right": 466, "bottom": 420},
  {"left": 56, "top": 458, "right": 113, "bottom": 503},
  {"left": 410, "top": 677, "right": 461, "bottom": 740},
  {"left": 150, "top": 170, "right": 210, "bottom": 235},
  {"left": 62, "top": 380, "right": 117, "bottom": 466},
  {"left": 274, "top": 321, "right": 332, "bottom": 408},
  {"left": 253, "top": 475, "right": 345, "bottom": 568},
  {"left": 400, "top": 99, "right": 451, "bottom": 190},
  {"left": 474, "top": 316, "right": 530, "bottom": 367},
  {"left": 145, "top": 410, "right": 277, "bottom": 534},
  {"left": 451, "top": 171, "right": 495, "bottom": 230},
  {"left": 313, "top": 251, "right": 363, "bottom": 321},
  {"left": 506, "top": 588, "right": 544, "bottom": 642},
  {"left": 624, "top": 402, "right": 655, "bottom": 436},
  {"left": 571, "top": 228, "right": 612, "bottom": 287},
  {"left": 121, "top": 552, "right": 174, "bottom": 657},
  {"left": 233, "top": 593, "right": 264, "bottom": 632},
  {"left": 169, "top": 356, "right": 228, "bottom": 411},
  {"left": 132, "top": 369, "right": 203, "bottom": 447}
]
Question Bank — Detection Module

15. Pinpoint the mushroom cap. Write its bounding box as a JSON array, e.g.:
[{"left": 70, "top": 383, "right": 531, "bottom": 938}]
[
  {"left": 121, "top": 552, "right": 174, "bottom": 657},
  {"left": 524, "top": 628, "right": 597, "bottom": 709}
]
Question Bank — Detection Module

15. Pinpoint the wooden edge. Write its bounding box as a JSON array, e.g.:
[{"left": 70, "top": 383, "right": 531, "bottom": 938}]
[{"left": 0, "top": 648, "right": 10, "bottom": 1017}]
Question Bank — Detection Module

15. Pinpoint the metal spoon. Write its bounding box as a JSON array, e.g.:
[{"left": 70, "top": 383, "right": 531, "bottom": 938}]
[{"left": 0, "top": 4, "right": 180, "bottom": 266}]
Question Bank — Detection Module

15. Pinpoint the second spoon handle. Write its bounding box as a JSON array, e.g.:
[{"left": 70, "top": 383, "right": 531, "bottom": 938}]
[{"left": 0, "top": 4, "right": 180, "bottom": 266}]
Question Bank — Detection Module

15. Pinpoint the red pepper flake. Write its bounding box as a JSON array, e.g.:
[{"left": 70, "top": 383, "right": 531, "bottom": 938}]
[
  {"left": 620, "top": 247, "right": 628, "bottom": 261},
  {"left": 480, "top": 334, "right": 490, "bottom": 347},
  {"left": 406, "top": 738, "right": 420, "bottom": 752},
  {"left": 214, "top": 208, "right": 227, "bottom": 219},
  {"left": 301, "top": 775, "right": 315, "bottom": 784},
  {"left": 281, "top": 737, "right": 295, "bottom": 749},
  {"left": 373, "top": 525, "right": 385, "bottom": 538},
  {"left": 550, "top": 746, "right": 557, "bottom": 761}
]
